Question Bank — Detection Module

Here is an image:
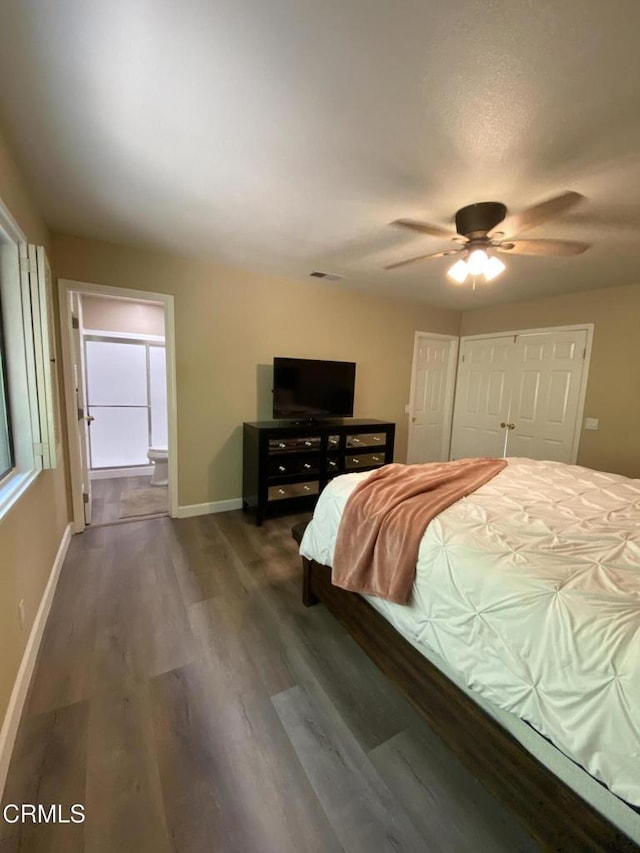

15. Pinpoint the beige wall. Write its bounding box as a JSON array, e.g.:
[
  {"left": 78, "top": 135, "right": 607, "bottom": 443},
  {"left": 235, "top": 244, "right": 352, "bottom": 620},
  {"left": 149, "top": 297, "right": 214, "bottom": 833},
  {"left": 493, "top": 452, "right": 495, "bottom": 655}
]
[
  {"left": 460, "top": 282, "right": 640, "bottom": 478},
  {"left": 81, "top": 294, "right": 165, "bottom": 336},
  {"left": 52, "top": 233, "right": 460, "bottom": 507},
  {"left": 0, "top": 131, "right": 69, "bottom": 726}
]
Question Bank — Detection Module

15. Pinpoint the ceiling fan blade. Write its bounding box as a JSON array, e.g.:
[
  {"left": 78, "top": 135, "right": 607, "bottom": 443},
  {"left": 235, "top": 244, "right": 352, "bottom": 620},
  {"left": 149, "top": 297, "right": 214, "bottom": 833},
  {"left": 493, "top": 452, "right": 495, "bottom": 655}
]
[
  {"left": 495, "top": 239, "right": 591, "bottom": 256},
  {"left": 391, "top": 218, "right": 460, "bottom": 240},
  {"left": 492, "top": 191, "right": 586, "bottom": 238},
  {"left": 384, "top": 248, "right": 461, "bottom": 270}
]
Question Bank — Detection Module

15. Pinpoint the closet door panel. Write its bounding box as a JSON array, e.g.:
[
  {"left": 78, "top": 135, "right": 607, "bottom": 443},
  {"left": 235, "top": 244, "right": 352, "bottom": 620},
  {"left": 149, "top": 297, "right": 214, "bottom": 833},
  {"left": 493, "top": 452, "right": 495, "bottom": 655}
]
[
  {"left": 507, "top": 329, "right": 587, "bottom": 462},
  {"left": 450, "top": 337, "right": 512, "bottom": 459}
]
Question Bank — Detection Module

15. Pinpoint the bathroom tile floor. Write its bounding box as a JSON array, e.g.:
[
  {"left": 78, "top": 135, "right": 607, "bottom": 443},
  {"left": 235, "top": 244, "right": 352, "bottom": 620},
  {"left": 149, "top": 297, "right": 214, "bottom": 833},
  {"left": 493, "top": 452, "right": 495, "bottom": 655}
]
[{"left": 90, "top": 475, "right": 168, "bottom": 526}]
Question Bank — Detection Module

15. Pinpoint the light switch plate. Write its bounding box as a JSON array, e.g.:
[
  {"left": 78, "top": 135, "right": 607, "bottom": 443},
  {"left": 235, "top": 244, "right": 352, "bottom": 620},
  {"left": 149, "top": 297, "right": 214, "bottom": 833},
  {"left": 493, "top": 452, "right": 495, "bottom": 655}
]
[{"left": 584, "top": 417, "right": 599, "bottom": 431}]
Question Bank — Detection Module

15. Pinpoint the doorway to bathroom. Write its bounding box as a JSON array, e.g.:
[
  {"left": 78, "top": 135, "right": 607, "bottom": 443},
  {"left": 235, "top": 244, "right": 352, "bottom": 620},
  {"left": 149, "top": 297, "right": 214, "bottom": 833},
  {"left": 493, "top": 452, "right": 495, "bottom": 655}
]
[{"left": 59, "top": 280, "right": 178, "bottom": 532}]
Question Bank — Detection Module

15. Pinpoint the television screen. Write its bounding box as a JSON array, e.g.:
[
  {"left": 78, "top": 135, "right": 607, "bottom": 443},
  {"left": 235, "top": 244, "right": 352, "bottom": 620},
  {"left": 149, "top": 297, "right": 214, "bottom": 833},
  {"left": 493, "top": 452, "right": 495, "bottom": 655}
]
[{"left": 273, "top": 357, "right": 356, "bottom": 420}]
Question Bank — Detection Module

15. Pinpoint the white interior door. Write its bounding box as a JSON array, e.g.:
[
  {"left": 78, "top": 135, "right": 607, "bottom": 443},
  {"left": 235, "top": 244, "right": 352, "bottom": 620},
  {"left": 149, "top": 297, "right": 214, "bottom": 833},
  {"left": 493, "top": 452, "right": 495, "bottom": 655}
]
[
  {"left": 450, "top": 336, "right": 513, "bottom": 459},
  {"left": 70, "top": 294, "right": 92, "bottom": 524},
  {"left": 407, "top": 333, "right": 458, "bottom": 463},
  {"left": 506, "top": 329, "right": 588, "bottom": 462}
]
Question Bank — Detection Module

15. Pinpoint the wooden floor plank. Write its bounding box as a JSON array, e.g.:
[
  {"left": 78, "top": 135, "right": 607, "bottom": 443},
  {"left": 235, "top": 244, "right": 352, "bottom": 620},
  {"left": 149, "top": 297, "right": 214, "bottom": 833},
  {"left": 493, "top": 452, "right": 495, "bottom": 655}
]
[
  {"left": 149, "top": 660, "right": 341, "bottom": 853},
  {"left": 3, "top": 508, "right": 553, "bottom": 851},
  {"left": 24, "top": 540, "right": 106, "bottom": 716},
  {"left": 84, "top": 682, "right": 171, "bottom": 853},
  {"left": 1, "top": 701, "right": 89, "bottom": 853},
  {"left": 186, "top": 596, "right": 342, "bottom": 851},
  {"left": 368, "top": 725, "right": 540, "bottom": 853},
  {"left": 272, "top": 683, "right": 426, "bottom": 853}
]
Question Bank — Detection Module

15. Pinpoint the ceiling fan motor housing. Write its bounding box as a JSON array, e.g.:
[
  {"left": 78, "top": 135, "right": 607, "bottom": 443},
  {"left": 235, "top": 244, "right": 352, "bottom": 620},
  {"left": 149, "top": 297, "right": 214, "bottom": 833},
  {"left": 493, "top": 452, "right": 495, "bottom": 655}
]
[{"left": 455, "top": 201, "right": 507, "bottom": 238}]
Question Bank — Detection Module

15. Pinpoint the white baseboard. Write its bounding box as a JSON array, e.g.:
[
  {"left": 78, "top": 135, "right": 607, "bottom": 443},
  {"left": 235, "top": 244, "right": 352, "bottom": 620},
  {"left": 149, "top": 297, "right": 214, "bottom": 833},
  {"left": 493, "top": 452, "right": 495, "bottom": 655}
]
[
  {"left": 0, "top": 522, "right": 72, "bottom": 798},
  {"left": 177, "top": 498, "right": 243, "bottom": 518},
  {"left": 90, "top": 466, "right": 153, "bottom": 480}
]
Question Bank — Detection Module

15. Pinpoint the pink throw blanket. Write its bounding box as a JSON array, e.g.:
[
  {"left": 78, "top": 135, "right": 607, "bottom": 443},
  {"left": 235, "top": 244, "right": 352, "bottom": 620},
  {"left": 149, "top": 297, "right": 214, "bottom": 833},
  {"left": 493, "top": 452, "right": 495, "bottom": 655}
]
[{"left": 332, "top": 457, "right": 507, "bottom": 604}]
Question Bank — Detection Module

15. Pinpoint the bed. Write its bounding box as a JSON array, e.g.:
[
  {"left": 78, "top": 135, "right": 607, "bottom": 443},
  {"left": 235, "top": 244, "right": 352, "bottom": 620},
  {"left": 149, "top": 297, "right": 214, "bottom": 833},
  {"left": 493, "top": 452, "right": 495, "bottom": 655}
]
[{"left": 297, "top": 457, "right": 640, "bottom": 851}]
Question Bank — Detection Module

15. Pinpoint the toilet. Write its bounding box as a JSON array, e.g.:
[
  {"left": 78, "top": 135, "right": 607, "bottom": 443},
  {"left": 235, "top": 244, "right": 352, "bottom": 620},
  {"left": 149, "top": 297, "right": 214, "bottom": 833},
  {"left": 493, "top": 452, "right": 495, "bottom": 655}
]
[{"left": 147, "top": 447, "right": 169, "bottom": 486}]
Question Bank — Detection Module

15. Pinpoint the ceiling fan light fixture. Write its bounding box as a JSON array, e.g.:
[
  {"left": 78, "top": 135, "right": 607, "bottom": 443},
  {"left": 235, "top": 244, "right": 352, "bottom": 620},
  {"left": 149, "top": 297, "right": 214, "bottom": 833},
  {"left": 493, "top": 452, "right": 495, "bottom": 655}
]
[
  {"left": 467, "top": 248, "right": 489, "bottom": 276},
  {"left": 483, "top": 255, "right": 506, "bottom": 281},
  {"left": 447, "top": 258, "right": 469, "bottom": 283}
]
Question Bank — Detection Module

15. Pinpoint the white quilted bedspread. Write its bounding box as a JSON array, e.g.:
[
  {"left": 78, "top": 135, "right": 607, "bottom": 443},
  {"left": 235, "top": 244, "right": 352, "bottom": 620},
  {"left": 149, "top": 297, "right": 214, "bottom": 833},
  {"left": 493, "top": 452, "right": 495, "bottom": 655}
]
[{"left": 299, "top": 458, "right": 640, "bottom": 805}]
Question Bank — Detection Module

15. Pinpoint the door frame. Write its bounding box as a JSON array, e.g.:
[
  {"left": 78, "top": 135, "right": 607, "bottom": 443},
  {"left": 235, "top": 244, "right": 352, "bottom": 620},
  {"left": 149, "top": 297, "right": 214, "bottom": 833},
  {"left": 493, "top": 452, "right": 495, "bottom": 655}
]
[
  {"left": 58, "top": 279, "right": 178, "bottom": 531},
  {"left": 458, "top": 323, "right": 594, "bottom": 464},
  {"left": 407, "top": 331, "right": 459, "bottom": 462}
]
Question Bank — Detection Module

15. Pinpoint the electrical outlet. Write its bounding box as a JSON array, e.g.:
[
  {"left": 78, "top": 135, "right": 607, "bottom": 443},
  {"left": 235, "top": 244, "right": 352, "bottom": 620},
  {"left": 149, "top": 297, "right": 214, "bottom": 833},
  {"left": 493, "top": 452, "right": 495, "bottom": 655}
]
[
  {"left": 18, "top": 599, "right": 26, "bottom": 629},
  {"left": 584, "top": 417, "right": 599, "bottom": 431}
]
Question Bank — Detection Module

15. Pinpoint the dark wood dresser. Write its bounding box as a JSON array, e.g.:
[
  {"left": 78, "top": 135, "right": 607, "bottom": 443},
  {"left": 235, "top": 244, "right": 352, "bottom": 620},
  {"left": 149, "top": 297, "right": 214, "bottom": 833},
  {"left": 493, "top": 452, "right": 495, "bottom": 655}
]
[{"left": 242, "top": 419, "right": 395, "bottom": 525}]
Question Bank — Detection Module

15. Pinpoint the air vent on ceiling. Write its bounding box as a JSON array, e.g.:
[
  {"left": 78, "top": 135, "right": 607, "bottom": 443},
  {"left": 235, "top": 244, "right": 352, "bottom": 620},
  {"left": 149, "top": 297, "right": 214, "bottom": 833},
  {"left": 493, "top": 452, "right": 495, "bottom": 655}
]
[{"left": 309, "top": 271, "right": 343, "bottom": 281}]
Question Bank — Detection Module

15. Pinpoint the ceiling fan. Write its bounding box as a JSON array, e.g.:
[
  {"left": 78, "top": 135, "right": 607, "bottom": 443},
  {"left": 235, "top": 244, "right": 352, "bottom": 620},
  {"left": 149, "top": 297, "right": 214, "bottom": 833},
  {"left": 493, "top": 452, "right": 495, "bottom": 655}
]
[{"left": 385, "top": 191, "right": 591, "bottom": 285}]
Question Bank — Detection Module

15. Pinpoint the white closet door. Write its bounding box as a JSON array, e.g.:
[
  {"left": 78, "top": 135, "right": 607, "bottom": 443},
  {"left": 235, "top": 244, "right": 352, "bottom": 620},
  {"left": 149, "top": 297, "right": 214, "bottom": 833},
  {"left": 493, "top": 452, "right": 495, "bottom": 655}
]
[
  {"left": 407, "top": 335, "right": 457, "bottom": 463},
  {"left": 506, "top": 329, "right": 587, "bottom": 462},
  {"left": 450, "top": 336, "right": 513, "bottom": 459}
]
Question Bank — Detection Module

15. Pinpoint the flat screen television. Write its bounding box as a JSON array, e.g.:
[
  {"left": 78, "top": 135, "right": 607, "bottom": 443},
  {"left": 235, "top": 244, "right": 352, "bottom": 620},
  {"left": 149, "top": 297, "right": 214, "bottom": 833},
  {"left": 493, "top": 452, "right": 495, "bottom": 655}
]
[{"left": 273, "top": 357, "right": 356, "bottom": 420}]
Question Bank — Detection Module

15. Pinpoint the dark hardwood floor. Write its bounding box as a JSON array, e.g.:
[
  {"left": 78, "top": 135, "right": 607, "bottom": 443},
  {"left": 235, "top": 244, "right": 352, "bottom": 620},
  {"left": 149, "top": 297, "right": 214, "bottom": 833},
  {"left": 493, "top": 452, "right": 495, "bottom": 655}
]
[{"left": 0, "top": 510, "right": 540, "bottom": 852}]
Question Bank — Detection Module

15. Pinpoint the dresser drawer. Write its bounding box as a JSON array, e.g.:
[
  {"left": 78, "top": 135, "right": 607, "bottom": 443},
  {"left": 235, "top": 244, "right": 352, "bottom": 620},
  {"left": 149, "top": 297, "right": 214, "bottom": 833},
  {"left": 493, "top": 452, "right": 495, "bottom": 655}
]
[
  {"left": 326, "top": 457, "right": 342, "bottom": 474},
  {"left": 345, "top": 432, "right": 387, "bottom": 448},
  {"left": 268, "top": 455, "right": 320, "bottom": 478},
  {"left": 268, "top": 436, "right": 321, "bottom": 453},
  {"left": 268, "top": 481, "right": 319, "bottom": 502},
  {"left": 345, "top": 452, "right": 386, "bottom": 470}
]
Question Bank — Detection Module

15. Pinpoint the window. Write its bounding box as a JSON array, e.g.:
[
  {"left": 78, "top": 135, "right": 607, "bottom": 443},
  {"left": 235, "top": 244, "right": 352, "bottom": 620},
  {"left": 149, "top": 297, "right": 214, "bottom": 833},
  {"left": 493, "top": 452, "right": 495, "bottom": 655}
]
[
  {"left": 0, "top": 207, "right": 58, "bottom": 518},
  {"left": 0, "top": 293, "right": 14, "bottom": 480}
]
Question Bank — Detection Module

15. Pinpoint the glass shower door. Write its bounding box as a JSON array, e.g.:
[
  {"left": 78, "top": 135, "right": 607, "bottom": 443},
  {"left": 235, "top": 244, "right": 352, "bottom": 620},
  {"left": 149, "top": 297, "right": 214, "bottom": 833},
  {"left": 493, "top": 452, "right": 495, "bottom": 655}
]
[{"left": 85, "top": 341, "right": 150, "bottom": 468}]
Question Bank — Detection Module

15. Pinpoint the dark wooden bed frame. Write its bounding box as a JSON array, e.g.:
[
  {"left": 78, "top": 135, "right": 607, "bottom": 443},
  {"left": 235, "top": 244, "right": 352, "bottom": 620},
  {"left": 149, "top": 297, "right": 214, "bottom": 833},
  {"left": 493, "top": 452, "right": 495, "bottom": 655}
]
[{"left": 293, "top": 525, "right": 638, "bottom": 852}]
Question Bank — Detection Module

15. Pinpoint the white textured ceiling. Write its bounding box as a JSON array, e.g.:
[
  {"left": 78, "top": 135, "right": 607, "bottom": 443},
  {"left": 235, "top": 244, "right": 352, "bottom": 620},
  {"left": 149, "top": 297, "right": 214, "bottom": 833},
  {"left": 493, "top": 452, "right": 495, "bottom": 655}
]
[{"left": 0, "top": 0, "right": 639, "bottom": 309}]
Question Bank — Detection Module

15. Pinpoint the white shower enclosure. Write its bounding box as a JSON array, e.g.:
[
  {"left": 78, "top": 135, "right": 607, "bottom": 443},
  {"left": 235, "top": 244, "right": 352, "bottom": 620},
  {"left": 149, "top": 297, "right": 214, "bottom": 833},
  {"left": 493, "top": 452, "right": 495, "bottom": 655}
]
[{"left": 84, "top": 336, "right": 167, "bottom": 469}]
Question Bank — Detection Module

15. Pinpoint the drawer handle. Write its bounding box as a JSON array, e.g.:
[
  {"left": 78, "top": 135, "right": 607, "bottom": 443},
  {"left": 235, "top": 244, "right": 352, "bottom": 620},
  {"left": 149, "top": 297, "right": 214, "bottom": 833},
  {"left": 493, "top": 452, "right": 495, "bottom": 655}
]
[
  {"left": 278, "top": 465, "right": 286, "bottom": 472},
  {"left": 372, "top": 456, "right": 380, "bottom": 462},
  {"left": 304, "top": 441, "right": 311, "bottom": 446},
  {"left": 278, "top": 442, "right": 286, "bottom": 448},
  {"left": 329, "top": 461, "right": 337, "bottom": 468},
  {"left": 303, "top": 485, "right": 311, "bottom": 491},
  {"left": 278, "top": 488, "right": 286, "bottom": 495},
  {"left": 303, "top": 463, "right": 311, "bottom": 469},
  {"left": 351, "top": 437, "right": 360, "bottom": 444},
  {"left": 352, "top": 457, "right": 360, "bottom": 464},
  {"left": 373, "top": 436, "right": 381, "bottom": 442}
]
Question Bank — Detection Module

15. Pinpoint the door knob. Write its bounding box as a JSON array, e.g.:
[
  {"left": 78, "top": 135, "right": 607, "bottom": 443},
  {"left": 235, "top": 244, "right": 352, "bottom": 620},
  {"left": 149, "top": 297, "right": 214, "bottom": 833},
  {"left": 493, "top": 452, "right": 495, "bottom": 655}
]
[
  {"left": 500, "top": 421, "right": 515, "bottom": 430},
  {"left": 85, "top": 415, "right": 95, "bottom": 424}
]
